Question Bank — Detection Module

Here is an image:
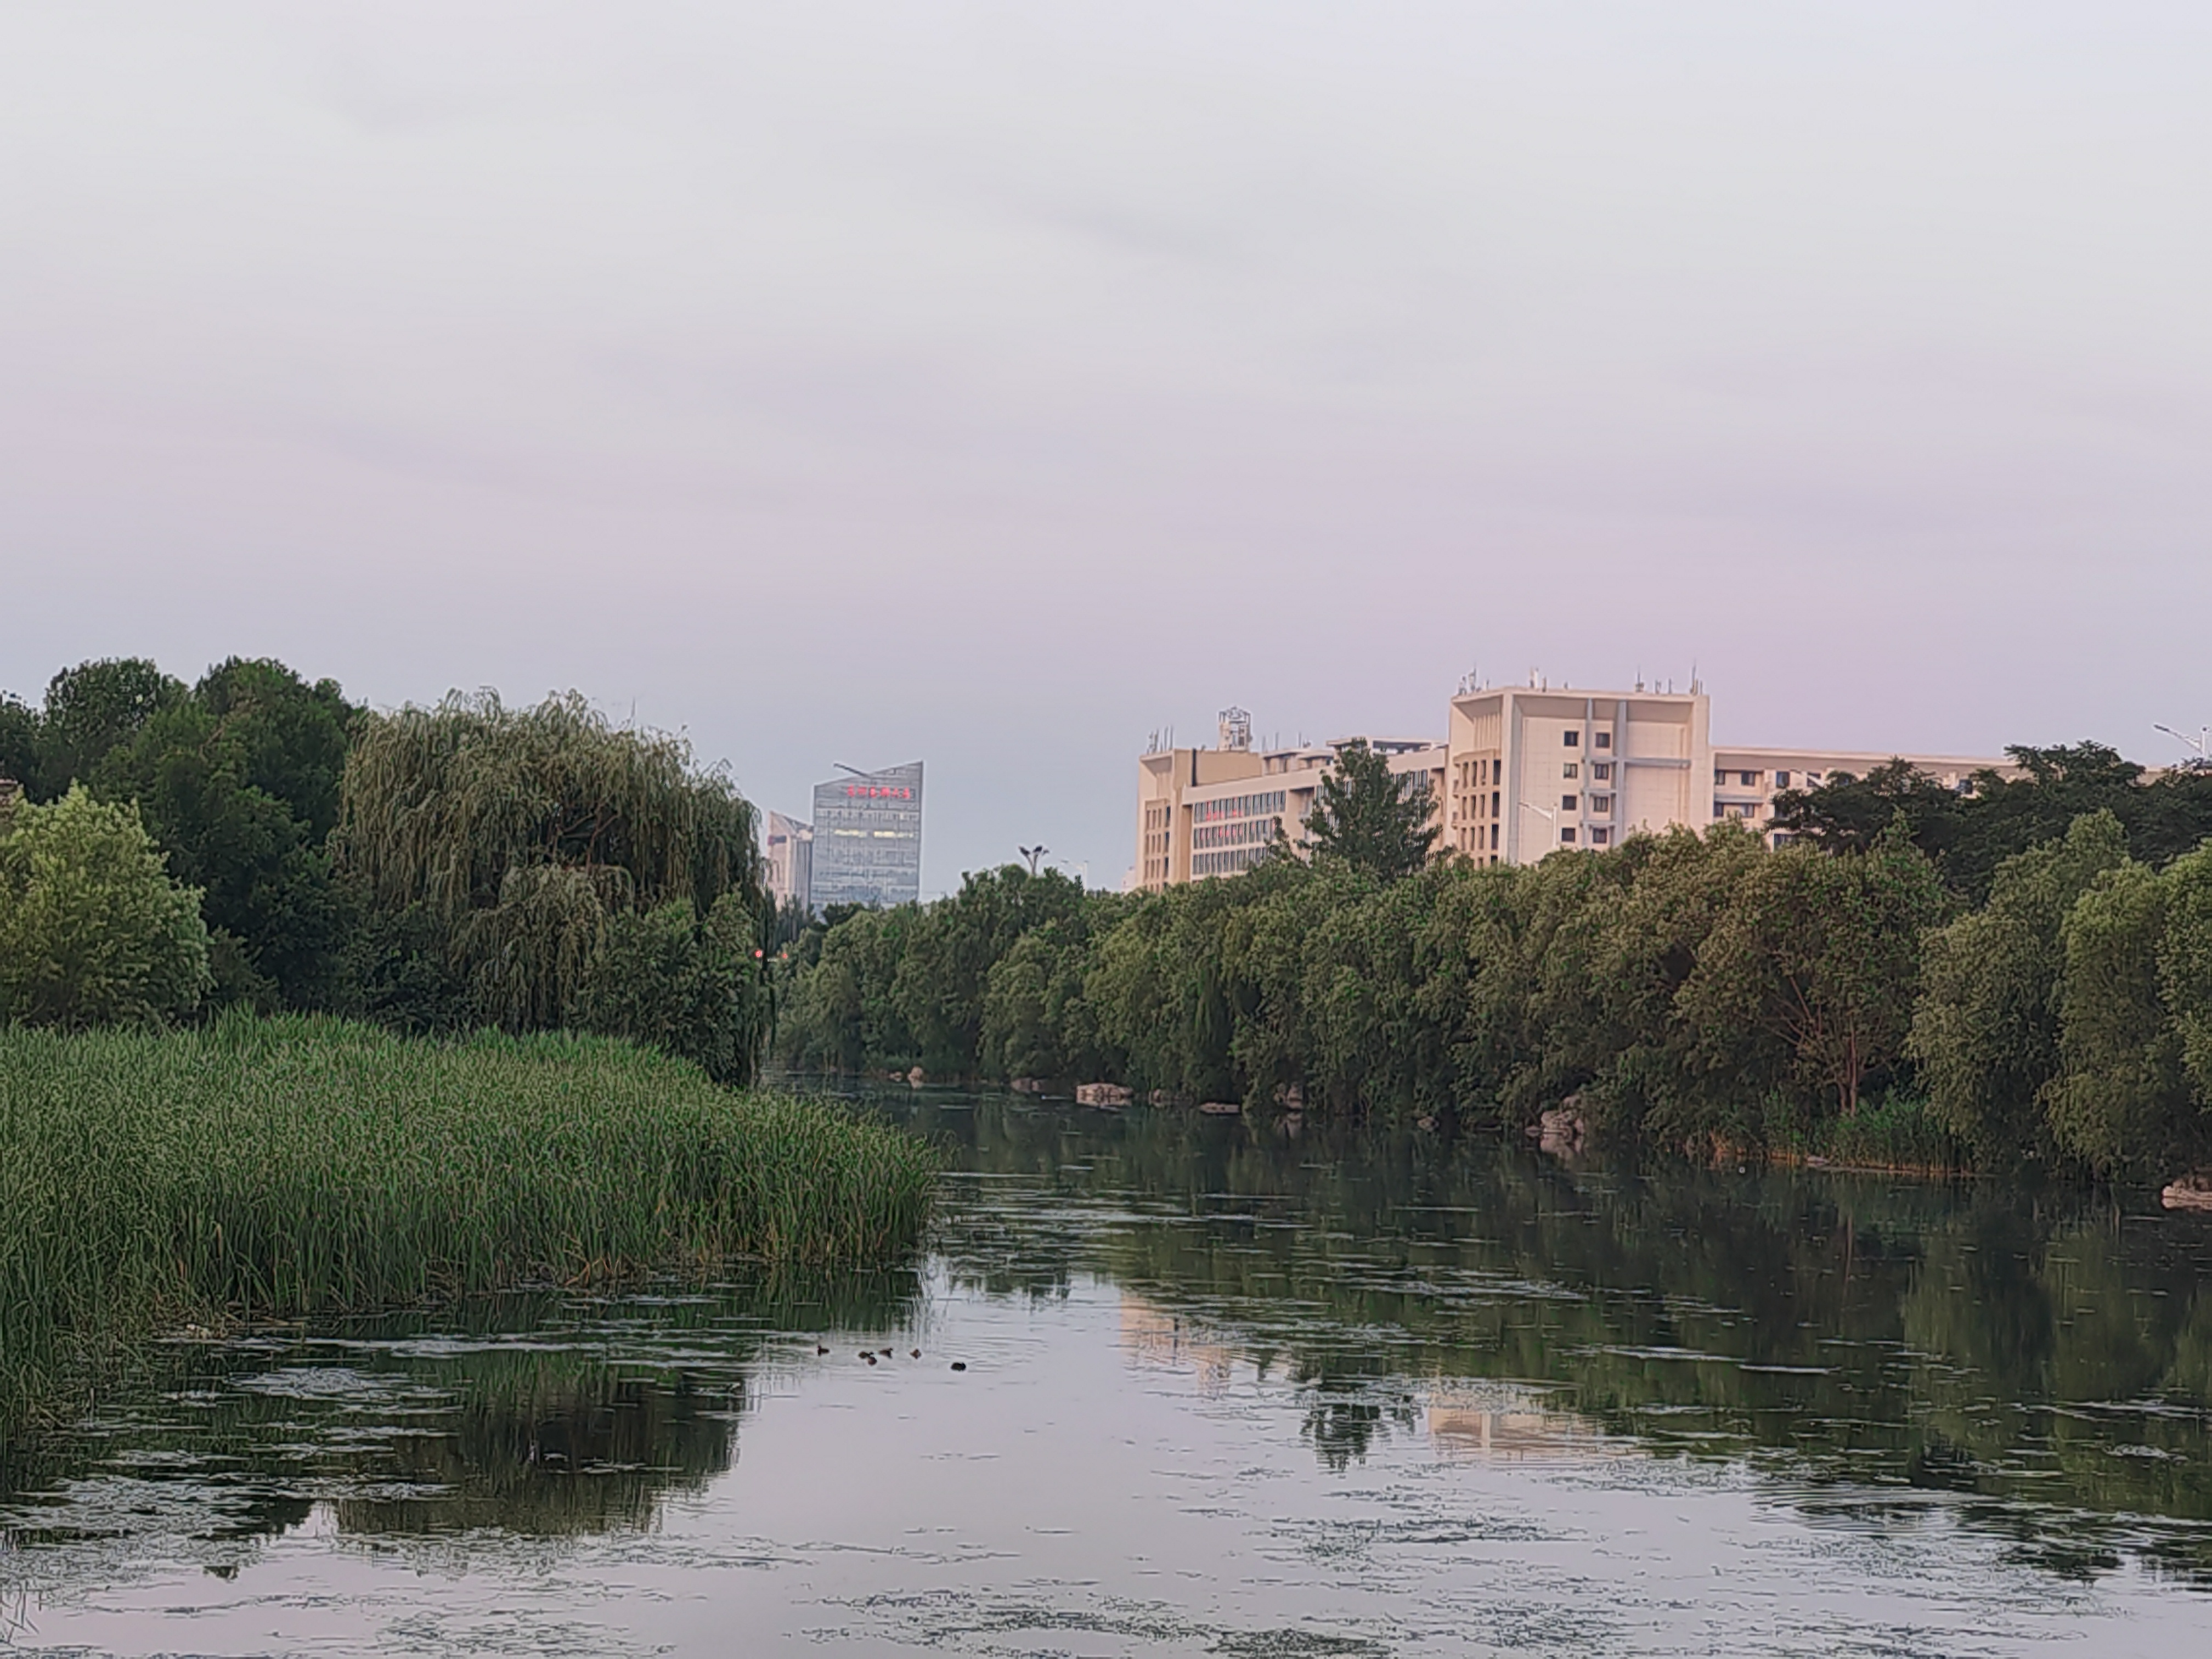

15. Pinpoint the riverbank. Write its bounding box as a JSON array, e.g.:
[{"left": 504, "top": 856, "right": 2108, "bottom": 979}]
[{"left": 0, "top": 1015, "right": 937, "bottom": 1445}]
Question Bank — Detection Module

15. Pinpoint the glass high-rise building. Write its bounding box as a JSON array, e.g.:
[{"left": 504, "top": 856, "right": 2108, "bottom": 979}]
[{"left": 810, "top": 761, "right": 923, "bottom": 909}]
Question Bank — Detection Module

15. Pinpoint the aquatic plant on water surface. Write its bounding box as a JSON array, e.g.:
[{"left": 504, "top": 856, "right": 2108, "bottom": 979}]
[{"left": 0, "top": 1014, "right": 938, "bottom": 1450}]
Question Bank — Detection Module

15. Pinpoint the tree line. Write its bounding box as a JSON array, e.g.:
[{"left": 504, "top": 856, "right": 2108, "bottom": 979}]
[
  {"left": 0, "top": 657, "right": 771, "bottom": 1082},
  {"left": 778, "top": 741, "right": 2212, "bottom": 1182}
]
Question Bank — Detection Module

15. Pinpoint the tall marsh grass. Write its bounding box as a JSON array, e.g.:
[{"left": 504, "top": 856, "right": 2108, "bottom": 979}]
[{"left": 0, "top": 1015, "right": 936, "bottom": 1443}]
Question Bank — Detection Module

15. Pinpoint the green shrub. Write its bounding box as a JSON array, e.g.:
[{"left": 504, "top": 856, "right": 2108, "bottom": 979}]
[
  {"left": 577, "top": 893, "right": 769, "bottom": 1085},
  {"left": 0, "top": 784, "right": 211, "bottom": 1028}
]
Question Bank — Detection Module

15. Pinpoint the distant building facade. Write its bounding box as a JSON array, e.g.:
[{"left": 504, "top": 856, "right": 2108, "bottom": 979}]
[
  {"left": 1136, "top": 685, "right": 2018, "bottom": 887},
  {"left": 810, "top": 761, "right": 924, "bottom": 910},
  {"left": 761, "top": 810, "right": 813, "bottom": 915},
  {"left": 1133, "top": 708, "right": 1444, "bottom": 892}
]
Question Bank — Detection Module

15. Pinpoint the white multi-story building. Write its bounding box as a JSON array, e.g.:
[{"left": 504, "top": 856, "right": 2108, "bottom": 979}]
[
  {"left": 761, "top": 809, "right": 814, "bottom": 913},
  {"left": 1446, "top": 685, "right": 1707, "bottom": 863},
  {"left": 1133, "top": 708, "right": 1445, "bottom": 892},
  {"left": 1136, "top": 684, "right": 2018, "bottom": 886}
]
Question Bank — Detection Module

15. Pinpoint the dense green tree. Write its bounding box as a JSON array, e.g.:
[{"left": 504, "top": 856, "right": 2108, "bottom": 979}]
[
  {"left": 1305, "top": 739, "right": 1438, "bottom": 881},
  {"left": 0, "top": 785, "right": 211, "bottom": 1028},
  {"left": 1909, "top": 814, "right": 2131, "bottom": 1166},
  {"left": 778, "top": 904, "right": 923, "bottom": 1072},
  {"left": 574, "top": 894, "right": 770, "bottom": 1085},
  {"left": 889, "top": 866, "right": 1090, "bottom": 1076},
  {"left": 2043, "top": 860, "right": 2197, "bottom": 1177},
  {"left": 91, "top": 660, "right": 359, "bottom": 1008},
  {"left": 979, "top": 894, "right": 1131, "bottom": 1082},
  {"left": 0, "top": 695, "right": 40, "bottom": 795},
  {"left": 1547, "top": 827, "right": 1767, "bottom": 1139},
  {"left": 1774, "top": 741, "right": 2212, "bottom": 902},
  {"left": 778, "top": 866, "right": 1106, "bottom": 1080},
  {"left": 1681, "top": 827, "right": 1946, "bottom": 1120},
  {"left": 336, "top": 691, "right": 763, "bottom": 1048},
  {"left": 30, "top": 658, "right": 186, "bottom": 799},
  {"left": 1769, "top": 759, "right": 1967, "bottom": 864},
  {"left": 0, "top": 657, "right": 360, "bottom": 1009},
  {"left": 2163, "top": 846, "right": 2212, "bottom": 1107}
]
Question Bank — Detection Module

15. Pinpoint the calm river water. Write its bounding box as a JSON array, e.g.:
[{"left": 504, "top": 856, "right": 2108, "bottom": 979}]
[{"left": 5, "top": 1087, "right": 2212, "bottom": 1656}]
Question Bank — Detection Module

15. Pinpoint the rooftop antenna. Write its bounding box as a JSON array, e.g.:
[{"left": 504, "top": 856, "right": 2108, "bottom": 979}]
[
  {"left": 1019, "top": 844, "right": 1048, "bottom": 876},
  {"left": 2154, "top": 722, "right": 2210, "bottom": 770}
]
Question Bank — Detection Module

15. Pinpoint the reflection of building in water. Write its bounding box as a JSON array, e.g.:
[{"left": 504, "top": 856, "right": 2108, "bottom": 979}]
[
  {"left": 1119, "top": 1294, "right": 1241, "bottom": 1392},
  {"left": 1425, "top": 1389, "right": 1616, "bottom": 1462}
]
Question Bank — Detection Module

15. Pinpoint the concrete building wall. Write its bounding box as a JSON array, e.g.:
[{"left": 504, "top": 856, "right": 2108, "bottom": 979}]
[
  {"left": 762, "top": 809, "right": 813, "bottom": 915},
  {"left": 1446, "top": 687, "right": 1709, "bottom": 863},
  {"left": 1132, "top": 726, "right": 1444, "bottom": 893},
  {"left": 1141, "top": 684, "right": 2021, "bottom": 885}
]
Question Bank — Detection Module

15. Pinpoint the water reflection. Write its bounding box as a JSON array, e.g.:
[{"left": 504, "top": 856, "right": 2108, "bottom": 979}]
[
  {"left": 1424, "top": 1390, "right": 1616, "bottom": 1463},
  {"left": 879, "top": 1087, "right": 2212, "bottom": 1582},
  {"left": 0, "top": 1268, "right": 923, "bottom": 1570},
  {"left": 5, "top": 1082, "right": 2211, "bottom": 1621}
]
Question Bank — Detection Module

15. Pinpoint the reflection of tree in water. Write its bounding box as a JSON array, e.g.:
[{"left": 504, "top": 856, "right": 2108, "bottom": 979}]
[
  {"left": 1, "top": 1263, "right": 924, "bottom": 1556},
  {"left": 335, "top": 1361, "right": 738, "bottom": 1537},
  {"left": 1299, "top": 1386, "right": 1421, "bottom": 1472},
  {"left": 899, "top": 1090, "right": 2212, "bottom": 1583}
]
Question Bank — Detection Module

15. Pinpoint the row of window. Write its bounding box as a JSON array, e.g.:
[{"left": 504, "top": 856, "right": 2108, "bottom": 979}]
[
  {"left": 1714, "top": 769, "right": 1813, "bottom": 789},
  {"left": 1561, "top": 731, "right": 1615, "bottom": 750},
  {"left": 1192, "top": 789, "right": 1288, "bottom": 824},
  {"left": 1192, "top": 816, "right": 1282, "bottom": 850},
  {"left": 1562, "top": 761, "right": 1613, "bottom": 781},
  {"left": 1560, "top": 826, "right": 1614, "bottom": 846},
  {"left": 1560, "top": 793, "right": 1616, "bottom": 815}
]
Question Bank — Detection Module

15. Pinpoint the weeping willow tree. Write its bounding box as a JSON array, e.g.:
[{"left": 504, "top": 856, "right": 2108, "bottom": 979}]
[{"left": 336, "top": 692, "right": 768, "bottom": 1080}]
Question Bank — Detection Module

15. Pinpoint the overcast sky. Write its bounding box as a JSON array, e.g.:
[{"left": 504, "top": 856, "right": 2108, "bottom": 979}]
[{"left": 4, "top": 3, "right": 2209, "bottom": 891}]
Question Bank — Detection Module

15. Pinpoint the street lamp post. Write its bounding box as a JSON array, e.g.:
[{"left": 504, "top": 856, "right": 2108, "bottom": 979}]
[
  {"left": 2154, "top": 723, "right": 2210, "bottom": 770},
  {"left": 1516, "top": 799, "right": 1556, "bottom": 862}
]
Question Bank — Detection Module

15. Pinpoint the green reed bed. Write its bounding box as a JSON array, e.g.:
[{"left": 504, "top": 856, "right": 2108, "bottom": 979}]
[{"left": 0, "top": 1015, "right": 936, "bottom": 1443}]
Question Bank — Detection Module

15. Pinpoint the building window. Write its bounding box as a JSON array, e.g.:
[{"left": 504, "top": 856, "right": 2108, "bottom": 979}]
[
  {"left": 1563, "top": 731, "right": 1579, "bottom": 747},
  {"left": 1591, "top": 827, "right": 1611, "bottom": 846},
  {"left": 1715, "top": 770, "right": 1728, "bottom": 785},
  {"left": 1561, "top": 793, "right": 1577, "bottom": 811},
  {"left": 1592, "top": 763, "right": 1612, "bottom": 781},
  {"left": 1775, "top": 770, "right": 1791, "bottom": 788},
  {"left": 1490, "top": 823, "right": 1499, "bottom": 850},
  {"left": 1560, "top": 827, "right": 1577, "bottom": 843},
  {"left": 1562, "top": 762, "right": 1578, "bottom": 780},
  {"left": 1594, "top": 731, "right": 1611, "bottom": 749},
  {"left": 1592, "top": 794, "right": 1613, "bottom": 814},
  {"left": 1739, "top": 771, "right": 1759, "bottom": 787}
]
